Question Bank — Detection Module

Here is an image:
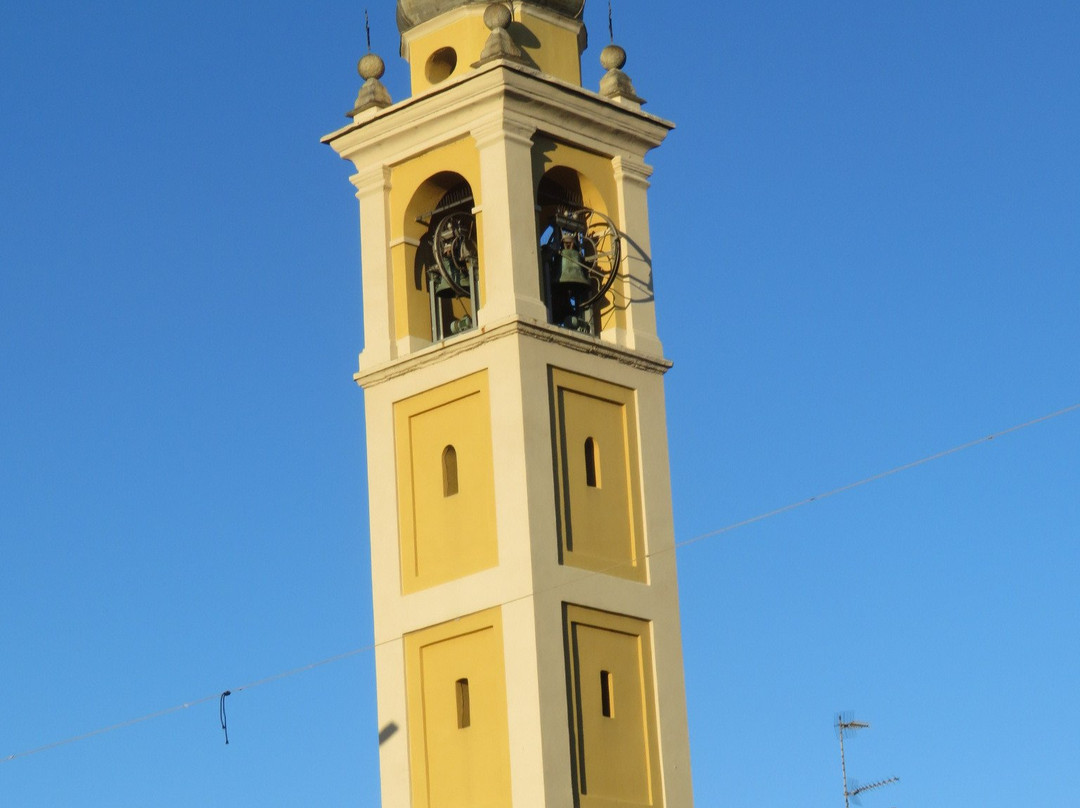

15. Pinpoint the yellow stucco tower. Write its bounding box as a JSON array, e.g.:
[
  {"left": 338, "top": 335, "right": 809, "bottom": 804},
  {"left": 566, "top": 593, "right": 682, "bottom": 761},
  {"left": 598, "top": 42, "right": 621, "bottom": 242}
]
[{"left": 323, "top": 2, "right": 693, "bottom": 805}]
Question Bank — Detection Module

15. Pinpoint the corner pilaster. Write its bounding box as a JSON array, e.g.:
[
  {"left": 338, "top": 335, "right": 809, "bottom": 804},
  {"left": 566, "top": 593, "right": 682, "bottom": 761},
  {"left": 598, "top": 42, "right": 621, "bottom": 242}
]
[
  {"left": 612, "top": 154, "right": 664, "bottom": 357},
  {"left": 351, "top": 165, "right": 396, "bottom": 365},
  {"left": 473, "top": 117, "right": 548, "bottom": 324}
]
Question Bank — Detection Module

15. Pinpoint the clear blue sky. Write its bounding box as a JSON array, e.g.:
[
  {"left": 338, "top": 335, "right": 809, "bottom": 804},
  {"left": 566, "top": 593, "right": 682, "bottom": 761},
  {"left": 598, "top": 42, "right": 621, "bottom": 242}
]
[{"left": 2, "top": 1, "right": 1077, "bottom": 805}]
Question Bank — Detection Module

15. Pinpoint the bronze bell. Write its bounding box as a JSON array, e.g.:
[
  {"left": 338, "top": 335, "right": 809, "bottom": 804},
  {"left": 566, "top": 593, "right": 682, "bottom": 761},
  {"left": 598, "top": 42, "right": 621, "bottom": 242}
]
[
  {"left": 432, "top": 272, "right": 455, "bottom": 298},
  {"left": 429, "top": 263, "right": 453, "bottom": 298},
  {"left": 553, "top": 247, "right": 592, "bottom": 296}
]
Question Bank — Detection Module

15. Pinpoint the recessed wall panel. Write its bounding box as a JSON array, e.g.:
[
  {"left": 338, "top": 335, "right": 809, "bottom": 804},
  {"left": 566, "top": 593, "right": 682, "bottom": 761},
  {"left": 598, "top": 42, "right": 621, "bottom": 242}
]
[
  {"left": 565, "top": 605, "right": 662, "bottom": 807},
  {"left": 405, "top": 608, "right": 512, "bottom": 808},
  {"left": 395, "top": 371, "right": 497, "bottom": 592},
  {"left": 551, "top": 368, "right": 645, "bottom": 581}
]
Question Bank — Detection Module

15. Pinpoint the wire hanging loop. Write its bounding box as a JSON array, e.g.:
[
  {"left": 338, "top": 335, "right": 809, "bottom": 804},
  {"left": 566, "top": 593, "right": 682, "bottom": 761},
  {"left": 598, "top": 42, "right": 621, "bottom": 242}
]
[{"left": 219, "top": 690, "right": 232, "bottom": 745}]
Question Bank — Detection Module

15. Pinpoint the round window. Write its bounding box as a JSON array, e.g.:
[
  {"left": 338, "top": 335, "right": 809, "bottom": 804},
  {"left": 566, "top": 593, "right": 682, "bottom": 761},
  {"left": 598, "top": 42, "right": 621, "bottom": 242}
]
[{"left": 425, "top": 47, "right": 458, "bottom": 83}]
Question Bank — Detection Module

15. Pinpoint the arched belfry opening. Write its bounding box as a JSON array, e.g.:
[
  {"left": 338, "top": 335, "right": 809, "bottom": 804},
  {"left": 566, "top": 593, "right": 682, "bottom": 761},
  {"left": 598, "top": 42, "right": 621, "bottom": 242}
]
[
  {"left": 405, "top": 175, "right": 479, "bottom": 341},
  {"left": 537, "top": 167, "right": 621, "bottom": 336}
]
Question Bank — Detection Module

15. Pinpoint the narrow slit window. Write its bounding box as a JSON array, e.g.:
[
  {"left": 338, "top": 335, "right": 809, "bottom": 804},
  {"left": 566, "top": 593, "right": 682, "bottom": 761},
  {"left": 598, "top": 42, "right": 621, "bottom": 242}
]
[
  {"left": 600, "top": 670, "right": 613, "bottom": 718},
  {"left": 455, "top": 678, "right": 471, "bottom": 728},
  {"left": 584, "top": 437, "right": 599, "bottom": 488},
  {"left": 442, "top": 445, "right": 459, "bottom": 496}
]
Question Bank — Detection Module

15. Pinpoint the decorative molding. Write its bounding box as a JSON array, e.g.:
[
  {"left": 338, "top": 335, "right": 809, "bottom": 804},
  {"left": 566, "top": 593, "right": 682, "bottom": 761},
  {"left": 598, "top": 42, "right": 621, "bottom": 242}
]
[
  {"left": 351, "top": 164, "right": 393, "bottom": 197},
  {"left": 471, "top": 115, "right": 537, "bottom": 151},
  {"left": 323, "top": 61, "right": 673, "bottom": 167},
  {"left": 612, "top": 155, "right": 654, "bottom": 188},
  {"left": 355, "top": 316, "right": 671, "bottom": 388}
]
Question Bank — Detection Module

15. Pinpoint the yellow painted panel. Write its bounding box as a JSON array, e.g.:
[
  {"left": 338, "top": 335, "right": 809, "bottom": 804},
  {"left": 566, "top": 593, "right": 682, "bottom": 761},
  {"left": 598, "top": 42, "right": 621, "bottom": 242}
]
[
  {"left": 565, "top": 605, "right": 662, "bottom": 807},
  {"left": 406, "top": 14, "right": 491, "bottom": 94},
  {"left": 395, "top": 372, "right": 498, "bottom": 592},
  {"left": 551, "top": 368, "right": 645, "bottom": 582},
  {"left": 405, "top": 608, "right": 512, "bottom": 808},
  {"left": 513, "top": 9, "right": 583, "bottom": 85}
]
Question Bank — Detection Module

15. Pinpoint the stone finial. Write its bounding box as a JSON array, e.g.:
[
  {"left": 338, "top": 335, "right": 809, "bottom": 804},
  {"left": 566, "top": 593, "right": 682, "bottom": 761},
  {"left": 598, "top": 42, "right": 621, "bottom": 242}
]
[
  {"left": 359, "top": 52, "right": 386, "bottom": 81},
  {"left": 599, "top": 43, "right": 644, "bottom": 106},
  {"left": 600, "top": 43, "right": 625, "bottom": 71},
  {"left": 473, "top": 2, "right": 528, "bottom": 67},
  {"left": 483, "top": 1, "right": 513, "bottom": 29},
  {"left": 350, "top": 52, "right": 392, "bottom": 116}
]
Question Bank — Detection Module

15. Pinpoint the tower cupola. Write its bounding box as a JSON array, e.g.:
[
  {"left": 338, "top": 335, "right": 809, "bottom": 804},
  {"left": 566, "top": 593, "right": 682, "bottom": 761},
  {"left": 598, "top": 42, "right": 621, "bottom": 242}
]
[
  {"left": 397, "top": 0, "right": 584, "bottom": 31},
  {"left": 396, "top": 0, "right": 588, "bottom": 94}
]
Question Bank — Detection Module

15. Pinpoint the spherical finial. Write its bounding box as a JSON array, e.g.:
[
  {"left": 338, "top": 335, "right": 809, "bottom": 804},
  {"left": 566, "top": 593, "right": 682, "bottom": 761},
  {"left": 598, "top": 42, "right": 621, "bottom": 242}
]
[
  {"left": 483, "top": 2, "right": 512, "bottom": 31},
  {"left": 600, "top": 43, "right": 626, "bottom": 71},
  {"left": 358, "top": 52, "right": 386, "bottom": 81}
]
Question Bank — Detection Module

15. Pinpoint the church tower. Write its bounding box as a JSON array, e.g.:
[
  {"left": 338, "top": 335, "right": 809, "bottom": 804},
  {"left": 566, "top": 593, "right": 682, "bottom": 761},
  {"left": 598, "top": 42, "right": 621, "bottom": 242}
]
[{"left": 323, "top": 2, "right": 693, "bottom": 805}]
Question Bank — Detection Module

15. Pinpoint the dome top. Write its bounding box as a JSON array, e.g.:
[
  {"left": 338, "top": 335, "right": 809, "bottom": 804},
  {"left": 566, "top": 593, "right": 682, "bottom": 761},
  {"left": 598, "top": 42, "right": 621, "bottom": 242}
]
[{"left": 397, "top": 0, "right": 585, "bottom": 33}]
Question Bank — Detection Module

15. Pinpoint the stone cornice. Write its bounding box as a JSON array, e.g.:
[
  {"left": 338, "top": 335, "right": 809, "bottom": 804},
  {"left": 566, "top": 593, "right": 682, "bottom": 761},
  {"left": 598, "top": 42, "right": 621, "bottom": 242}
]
[
  {"left": 322, "top": 60, "right": 673, "bottom": 167},
  {"left": 354, "top": 315, "right": 672, "bottom": 388}
]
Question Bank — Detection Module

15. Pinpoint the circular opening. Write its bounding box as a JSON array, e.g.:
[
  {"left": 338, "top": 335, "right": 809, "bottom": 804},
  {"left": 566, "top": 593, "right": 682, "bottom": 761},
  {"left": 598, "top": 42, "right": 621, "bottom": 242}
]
[{"left": 425, "top": 47, "right": 458, "bottom": 84}]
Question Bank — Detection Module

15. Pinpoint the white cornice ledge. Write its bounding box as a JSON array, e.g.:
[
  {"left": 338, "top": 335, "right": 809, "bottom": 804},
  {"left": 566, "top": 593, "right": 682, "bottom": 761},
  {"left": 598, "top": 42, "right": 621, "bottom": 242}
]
[
  {"left": 322, "top": 60, "right": 674, "bottom": 162},
  {"left": 354, "top": 316, "right": 672, "bottom": 388}
]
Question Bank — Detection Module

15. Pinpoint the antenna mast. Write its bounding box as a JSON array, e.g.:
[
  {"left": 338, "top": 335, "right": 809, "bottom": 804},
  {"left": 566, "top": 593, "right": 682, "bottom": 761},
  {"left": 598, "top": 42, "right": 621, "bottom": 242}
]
[{"left": 836, "top": 714, "right": 899, "bottom": 808}]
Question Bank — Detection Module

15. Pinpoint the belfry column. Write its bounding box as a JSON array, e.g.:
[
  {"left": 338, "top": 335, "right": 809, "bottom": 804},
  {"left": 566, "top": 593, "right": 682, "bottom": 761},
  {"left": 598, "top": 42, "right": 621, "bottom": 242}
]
[
  {"left": 352, "top": 165, "right": 396, "bottom": 365},
  {"left": 472, "top": 117, "right": 548, "bottom": 324},
  {"left": 612, "top": 154, "right": 664, "bottom": 357}
]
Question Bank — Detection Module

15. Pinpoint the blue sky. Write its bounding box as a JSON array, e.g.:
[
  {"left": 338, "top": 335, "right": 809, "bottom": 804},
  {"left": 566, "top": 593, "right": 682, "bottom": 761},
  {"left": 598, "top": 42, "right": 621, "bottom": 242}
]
[{"left": 2, "top": 1, "right": 1077, "bottom": 805}]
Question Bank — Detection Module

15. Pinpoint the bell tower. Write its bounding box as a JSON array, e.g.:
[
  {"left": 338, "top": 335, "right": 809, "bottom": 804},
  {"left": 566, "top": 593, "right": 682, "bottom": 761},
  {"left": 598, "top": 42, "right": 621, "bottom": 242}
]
[{"left": 323, "top": 2, "right": 694, "bottom": 805}]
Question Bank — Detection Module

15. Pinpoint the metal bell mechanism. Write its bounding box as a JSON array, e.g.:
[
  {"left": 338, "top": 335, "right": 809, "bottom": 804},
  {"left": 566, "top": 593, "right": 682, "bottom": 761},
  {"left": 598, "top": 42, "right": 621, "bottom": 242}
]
[
  {"left": 449, "top": 314, "right": 473, "bottom": 334},
  {"left": 432, "top": 236, "right": 475, "bottom": 299}
]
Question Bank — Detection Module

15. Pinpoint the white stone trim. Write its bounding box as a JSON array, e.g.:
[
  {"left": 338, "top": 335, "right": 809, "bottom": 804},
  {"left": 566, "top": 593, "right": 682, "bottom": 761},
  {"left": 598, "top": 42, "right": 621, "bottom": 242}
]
[{"left": 355, "top": 315, "right": 671, "bottom": 388}]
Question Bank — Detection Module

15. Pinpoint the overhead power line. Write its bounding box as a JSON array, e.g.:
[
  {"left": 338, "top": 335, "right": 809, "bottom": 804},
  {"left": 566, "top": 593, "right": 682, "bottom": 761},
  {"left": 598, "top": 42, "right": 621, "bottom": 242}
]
[
  {"left": 2, "top": 400, "right": 1077, "bottom": 765},
  {"left": 674, "top": 401, "right": 1080, "bottom": 550},
  {"left": 2, "top": 647, "right": 371, "bottom": 764}
]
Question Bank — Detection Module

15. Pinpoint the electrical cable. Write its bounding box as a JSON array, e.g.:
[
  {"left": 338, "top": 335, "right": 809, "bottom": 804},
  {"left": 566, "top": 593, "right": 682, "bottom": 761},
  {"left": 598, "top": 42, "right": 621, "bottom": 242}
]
[
  {"left": 2, "top": 400, "right": 1076, "bottom": 765},
  {"left": 2, "top": 647, "right": 371, "bottom": 764},
  {"left": 674, "top": 401, "right": 1080, "bottom": 551}
]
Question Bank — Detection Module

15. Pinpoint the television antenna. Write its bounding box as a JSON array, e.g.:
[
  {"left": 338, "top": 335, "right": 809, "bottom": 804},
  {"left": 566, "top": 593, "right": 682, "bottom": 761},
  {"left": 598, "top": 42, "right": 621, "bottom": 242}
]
[{"left": 836, "top": 713, "right": 899, "bottom": 808}]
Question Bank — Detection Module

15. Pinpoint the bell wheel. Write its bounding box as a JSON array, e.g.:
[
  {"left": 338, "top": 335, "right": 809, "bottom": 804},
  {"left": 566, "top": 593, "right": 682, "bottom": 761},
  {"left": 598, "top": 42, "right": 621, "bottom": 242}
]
[
  {"left": 432, "top": 211, "right": 477, "bottom": 298},
  {"left": 542, "top": 207, "right": 621, "bottom": 309}
]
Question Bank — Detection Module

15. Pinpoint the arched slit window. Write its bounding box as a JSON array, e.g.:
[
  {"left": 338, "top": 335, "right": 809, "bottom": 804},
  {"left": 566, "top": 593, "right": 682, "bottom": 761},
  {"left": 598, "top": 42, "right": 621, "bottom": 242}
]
[
  {"left": 442, "top": 445, "right": 459, "bottom": 497},
  {"left": 584, "top": 437, "right": 599, "bottom": 488},
  {"left": 600, "top": 670, "right": 614, "bottom": 718},
  {"left": 455, "top": 678, "right": 471, "bottom": 728}
]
